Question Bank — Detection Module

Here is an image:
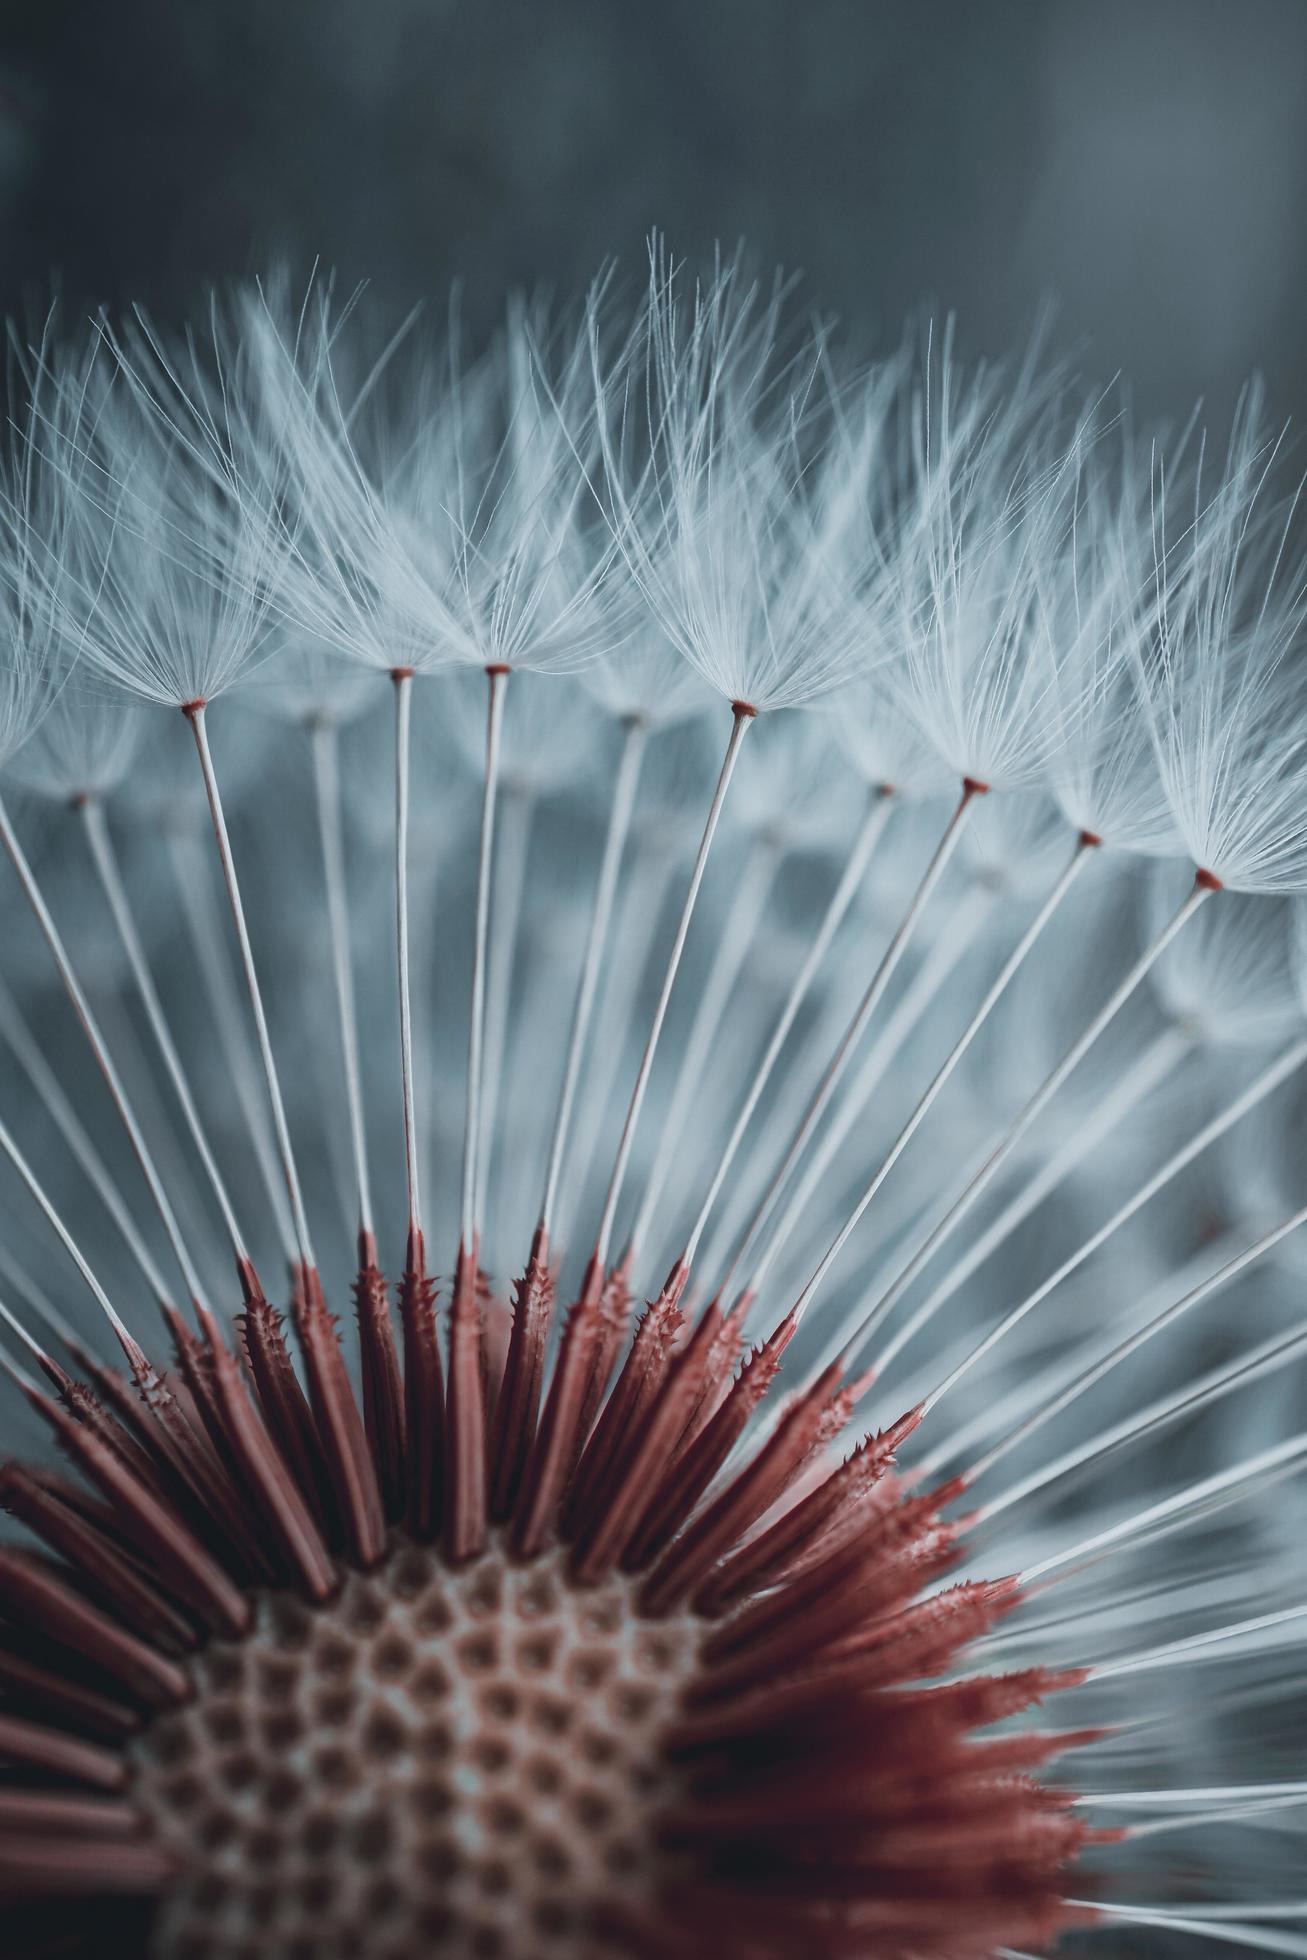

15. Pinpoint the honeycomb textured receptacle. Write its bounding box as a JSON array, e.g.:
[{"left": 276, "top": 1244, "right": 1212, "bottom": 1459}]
[{"left": 132, "top": 1541, "right": 698, "bottom": 1959}]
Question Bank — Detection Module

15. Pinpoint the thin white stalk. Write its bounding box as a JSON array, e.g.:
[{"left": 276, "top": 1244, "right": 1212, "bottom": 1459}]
[
  {"left": 0, "top": 1248, "right": 85, "bottom": 1355},
  {"left": 919, "top": 1236, "right": 1242, "bottom": 1467},
  {"left": 0, "top": 1333, "right": 44, "bottom": 1404},
  {"left": 968, "top": 1203, "right": 1307, "bottom": 1510},
  {"left": 95, "top": 985, "right": 227, "bottom": 1286},
  {"left": 629, "top": 830, "right": 780, "bottom": 1272},
  {"left": 919, "top": 1035, "right": 1307, "bottom": 1417},
  {"left": 0, "top": 790, "right": 209, "bottom": 1314},
  {"left": 168, "top": 829, "right": 298, "bottom": 1263},
  {"left": 850, "top": 877, "right": 1216, "bottom": 1344},
  {"left": 798, "top": 835, "right": 1095, "bottom": 1337},
  {"left": 978, "top": 1564, "right": 1255, "bottom": 1657},
  {"left": 538, "top": 716, "right": 647, "bottom": 1239},
  {"left": 1127, "top": 1669, "right": 1307, "bottom": 1740},
  {"left": 1076, "top": 1903, "right": 1307, "bottom": 1921},
  {"left": 393, "top": 671, "right": 423, "bottom": 1240},
  {"left": 492, "top": 915, "right": 571, "bottom": 1252},
  {"left": 311, "top": 719, "right": 374, "bottom": 1243},
  {"left": 187, "top": 704, "right": 315, "bottom": 1271},
  {"left": 592, "top": 704, "right": 754, "bottom": 1274},
  {"left": 410, "top": 828, "right": 443, "bottom": 1234},
  {"left": 478, "top": 778, "right": 533, "bottom": 1240},
  {"left": 739, "top": 884, "right": 995, "bottom": 1319},
  {"left": 460, "top": 665, "right": 509, "bottom": 1251},
  {"left": 0, "top": 1296, "right": 53, "bottom": 1372},
  {"left": 0, "top": 1113, "right": 136, "bottom": 1346},
  {"left": 714, "top": 781, "right": 978, "bottom": 1308},
  {"left": 1069, "top": 1905, "right": 1307, "bottom": 1957},
  {"left": 876, "top": 1025, "right": 1195, "bottom": 1386},
  {"left": 0, "top": 976, "right": 172, "bottom": 1306},
  {"left": 915, "top": 1233, "right": 1239, "bottom": 1482},
  {"left": 561, "top": 839, "right": 683, "bottom": 1251},
  {"left": 1021, "top": 1428, "right": 1307, "bottom": 1587},
  {"left": 1089, "top": 1600, "right": 1307, "bottom": 1681},
  {"left": 684, "top": 788, "right": 894, "bottom": 1268},
  {"left": 1122, "top": 1792, "right": 1307, "bottom": 1839},
  {"left": 978, "top": 1312, "right": 1307, "bottom": 1522},
  {"left": 81, "top": 797, "right": 250, "bottom": 1262},
  {"left": 1081, "top": 1783, "right": 1307, "bottom": 1809}
]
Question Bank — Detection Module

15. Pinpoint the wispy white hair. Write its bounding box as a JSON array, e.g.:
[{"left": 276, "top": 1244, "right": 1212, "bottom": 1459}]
[
  {"left": 580, "top": 621, "right": 710, "bottom": 728},
  {"left": 583, "top": 243, "right": 871, "bottom": 712},
  {"left": 5, "top": 683, "right": 146, "bottom": 801},
  {"left": 0, "top": 325, "right": 85, "bottom": 762},
  {"left": 827, "top": 681, "right": 958, "bottom": 798},
  {"left": 1150, "top": 863, "right": 1302, "bottom": 1047},
  {"left": 1137, "top": 389, "right": 1307, "bottom": 893},
  {"left": 237, "top": 633, "right": 379, "bottom": 729},
  {"left": 28, "top": 301, "right": 290, "bottom": 709},
  {"left": 233, "top": 275, "right": 428, "bottom": 674},
  {"left": 382, "top": 294, "right": 620, "bottom": 674},
  {"left": 1037, "top": 420, "right": 1181, "bottom": 853},
  {"left": 881, "top": 322, "right": 1082, "bottom": 788},
  {"left": 248, "top": 280, "right": 620, "bottom": 681}
]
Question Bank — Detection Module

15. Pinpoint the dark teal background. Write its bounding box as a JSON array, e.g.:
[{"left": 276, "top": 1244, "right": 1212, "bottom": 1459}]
[{"left": 2, "top": 1, "right": 1305, "bottom": 420}]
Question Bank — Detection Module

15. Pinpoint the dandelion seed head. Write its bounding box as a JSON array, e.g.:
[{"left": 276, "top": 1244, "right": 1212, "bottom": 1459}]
[
  {"left": 828, "top": 680, "right": 959, "bottom": 799},
  {"left": 0, "top": 253, "right": 1304, "bottom": 1960},
  {"left": 237, "top": 634, "right": 380, "bottom": 730},
  {"left": 579, "top": 623, "right": 710, "bottom": 730},
  {"left": 877, "top": 327, "right": 1081, "bottom": 791},
  {"left": 0, "top": 336, "right": 85, "bottom": 763},
  {"left": 1036, "top": 427, "right": 1182, "bottom": 853},
  {"left": 584, "top": 244, "right": 870, "bottom": 713},
  {"left": 433, "top": 668, "right": 611, "bottom": 799},
  {"left": 5, "top": 685, "right": 146, "bottom": 802},
  {"left": 1149, "top": 867, "right": 1303, "bottom": 1049},
  {"left": 1134, "top": 394, "right": 1307, "bottom": 891}
]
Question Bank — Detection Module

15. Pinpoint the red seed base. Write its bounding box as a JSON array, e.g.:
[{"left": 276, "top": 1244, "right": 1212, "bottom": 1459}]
[
  {"left": 0, "top": 1259, "right": 1100, "bottom": 1959},
  {"left": 132, "top": 1541, "right": 696, "bottom": 1960}
]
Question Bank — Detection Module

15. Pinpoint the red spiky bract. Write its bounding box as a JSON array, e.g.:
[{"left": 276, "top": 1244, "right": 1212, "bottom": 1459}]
[{"left": 0, "top": 1249, "right": 1097, "bottom": 1959}]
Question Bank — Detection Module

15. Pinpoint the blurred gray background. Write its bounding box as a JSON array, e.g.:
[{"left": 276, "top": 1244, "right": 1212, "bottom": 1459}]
[{"left": 2, "top": 0, "right": 1305, "bottom": 418}]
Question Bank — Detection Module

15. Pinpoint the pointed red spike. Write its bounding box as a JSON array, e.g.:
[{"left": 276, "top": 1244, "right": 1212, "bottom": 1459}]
[
  {"left": 0, "top": 1645, "right": 140, "bottom": 1742},
  {"left": 40, "top": 1357, "right": 166, "bottom": 1500},
  {"left": 565, "top": 1256, "right": 689, "bottom": 1552},
  {"left": 0, "top": 1791, "right": 143, "bottom": 1838},
  {"left": 116, "top": 1327, "right": 254, "bottom": 1569},
  {"left": 0, "top": 1549, "right": 191, "bottom": 1706},
  {"left": 0, "top": 1712, "right": 128, "bottom": 1791},
  {"left": 238, "top": 1275, "right": 331, "bottom": 1530},
  {"left": 18, "top": 1375, "right": 251, "bottom": 1638},
  {"left": 0, "top": 1461, "right": 197, "bottom": 1653},
  {"left": 575, "top": 1251, "right": 635, "bottom": 1445},
  {"left": 643, "top": 1352, "right": 854, "bottom": 1617},
  {"left": 511, "top": 1252, "right": 606, "bottom": 1558},
  {"left": 398, "top": 1225, "right": 443, "bottom": 1540},
  {"left": 294, "top": 1262, "right": 386, "bottom": 1568},
  {"left": 488, "top": 1222, "right": 554, "bottom": 1522},
  {"left": 609, "top": 1293, "right": 744, "bottom": 1576},
  {"left": 158, "top": 1306, "right": 261, "bottom": 1519},
  {"left": 57, "top": 1339, "right": 169, "bottom": 1469},
  {"left": 0, "top": 1832, "right": 176, "bottom": 1894},
  {"left": 444, "top": 1236, "right": 488, "bottom": 1564},
  {"left": 196, "top": 1304, "right": 338, "bottom": 1601},
  {"left": 697, "top": 1405, "right": 924, "bottom": 1615},
  {"left": 353, "top": 1230, "right": 406, "bottom": 1520},
  {"left": 632, "top": 1316, "right": 803, "bottom": 1609}
]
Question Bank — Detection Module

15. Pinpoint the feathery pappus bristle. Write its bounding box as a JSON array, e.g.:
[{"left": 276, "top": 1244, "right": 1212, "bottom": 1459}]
[{"left": 0, "top": 246, "right": 1304, "bottom": 1959}]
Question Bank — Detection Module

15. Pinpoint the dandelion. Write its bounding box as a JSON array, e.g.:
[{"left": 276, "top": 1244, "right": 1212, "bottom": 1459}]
[{"left": 0, "top": 258, "right": 1305, "bottom": 1960}]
